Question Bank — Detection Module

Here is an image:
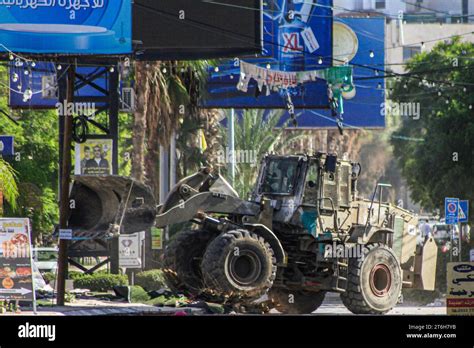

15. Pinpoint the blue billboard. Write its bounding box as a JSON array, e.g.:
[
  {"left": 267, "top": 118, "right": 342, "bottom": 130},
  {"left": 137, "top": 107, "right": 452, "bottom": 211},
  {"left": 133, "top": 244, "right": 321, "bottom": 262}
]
[
  {"left": 284, "top": 17, "right": 386, "bottom": 128},
  {"left": 203, "top": 0, "right": 333, "bottom": 109},
  {"left": 0, "top": 0, "right": 131, "bottom": 54},
  {"left": 9, "top": 62, "right": 108, "bottom": 109}
]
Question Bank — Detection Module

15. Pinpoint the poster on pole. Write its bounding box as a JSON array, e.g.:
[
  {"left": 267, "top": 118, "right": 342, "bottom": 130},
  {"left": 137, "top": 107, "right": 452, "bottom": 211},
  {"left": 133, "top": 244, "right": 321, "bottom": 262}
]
[
  {"left": 0, "top": 218, "right": 34, "bottom": 301},
  {"left": 75, "top": 139, "right": 114, "bottom": 176},
  {"left": 151, "top": 227, "right": 163, "bottom": 250},
  {"left": 119, "top": 233, "right": 142, "bottom": 269}
]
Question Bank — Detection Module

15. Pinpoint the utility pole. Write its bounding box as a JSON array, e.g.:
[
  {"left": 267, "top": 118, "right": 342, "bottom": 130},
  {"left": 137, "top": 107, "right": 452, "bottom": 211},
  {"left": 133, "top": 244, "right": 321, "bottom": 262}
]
[{"left": 57, "top": 63, "right": 75, "bottom": 306}]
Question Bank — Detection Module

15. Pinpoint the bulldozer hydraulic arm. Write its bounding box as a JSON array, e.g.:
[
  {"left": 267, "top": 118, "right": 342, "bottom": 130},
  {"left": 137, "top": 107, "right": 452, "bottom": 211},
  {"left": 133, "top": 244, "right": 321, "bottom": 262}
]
[{"left": 155, "top": 192, "right": 260, "bottom": 228}]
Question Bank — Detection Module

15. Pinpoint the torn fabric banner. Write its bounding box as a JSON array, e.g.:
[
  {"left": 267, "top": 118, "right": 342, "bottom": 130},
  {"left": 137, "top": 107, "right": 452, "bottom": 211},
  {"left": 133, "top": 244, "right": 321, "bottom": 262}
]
[{"left": 237, "top": 61, "right": 354, "bottom": 98}]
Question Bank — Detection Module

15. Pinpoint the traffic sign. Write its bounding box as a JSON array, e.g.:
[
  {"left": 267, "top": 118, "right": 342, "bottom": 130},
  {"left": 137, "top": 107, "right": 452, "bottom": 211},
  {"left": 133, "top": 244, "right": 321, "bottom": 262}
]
[
  {"left": 445, "top": 198, "right": 459, "bottom": 225},
  {"left": 459, "top": 200, "right": 469, "bottom": 223},
  {"left": 0, "top": 136, "right": 15, "bottom": 156},
  {"left": 59, "top": 229, "right": 72, "bottom": 240}
]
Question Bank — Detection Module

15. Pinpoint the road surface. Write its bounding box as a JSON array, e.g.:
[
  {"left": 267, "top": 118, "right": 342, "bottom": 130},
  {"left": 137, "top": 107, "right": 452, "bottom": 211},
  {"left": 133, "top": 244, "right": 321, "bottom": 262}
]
[{"left": 271, "top": 292, "right": 447, "bottom": 315}]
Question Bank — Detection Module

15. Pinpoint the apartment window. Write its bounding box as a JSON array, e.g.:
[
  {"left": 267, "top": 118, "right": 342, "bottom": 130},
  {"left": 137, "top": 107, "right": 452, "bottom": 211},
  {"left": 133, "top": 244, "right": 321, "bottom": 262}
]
[
  {"left": 414, "top": 0, "right": 423, "bottom": 12},
  {"left": 375, "top": 0, "right": 386, "bottom": 9},
  {"left": 403, "top": 46, "right": 422, "bottom": 61}
]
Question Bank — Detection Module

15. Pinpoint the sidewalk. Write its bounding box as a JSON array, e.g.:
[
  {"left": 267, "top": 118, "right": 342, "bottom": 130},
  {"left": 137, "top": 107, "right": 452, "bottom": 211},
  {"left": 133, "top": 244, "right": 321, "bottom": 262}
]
[{"left": 1, "top": 298, "right": 205, "bottom": 316}]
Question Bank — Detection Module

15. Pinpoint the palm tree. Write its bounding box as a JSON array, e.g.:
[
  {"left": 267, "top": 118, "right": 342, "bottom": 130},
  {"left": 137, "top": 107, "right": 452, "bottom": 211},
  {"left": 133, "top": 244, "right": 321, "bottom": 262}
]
[
  {"left": 220, "top": 109, "right": 302, "bottom": 198},
  {"left": 0, "top": 158, "right": 19, "bottom": 211},
  {"left": 132, "top": 60, "right": 218, "bottom": 197}
]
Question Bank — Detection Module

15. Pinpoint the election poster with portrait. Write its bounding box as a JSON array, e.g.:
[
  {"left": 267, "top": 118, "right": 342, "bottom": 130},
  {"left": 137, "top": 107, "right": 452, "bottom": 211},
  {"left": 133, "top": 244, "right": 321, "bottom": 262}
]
[
  {"left": 75, "top": 139, "right": 114, "bottom": 176},
  {"left": 0, "top": 218, "right": 35, "bottom": 301}
]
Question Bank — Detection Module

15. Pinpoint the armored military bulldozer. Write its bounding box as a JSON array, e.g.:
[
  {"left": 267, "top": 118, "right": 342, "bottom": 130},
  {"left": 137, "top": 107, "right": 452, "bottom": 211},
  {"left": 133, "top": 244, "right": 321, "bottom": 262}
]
[
  {"left": 69, "top": 153, "right": 438, "bottom": 314},
  {"left": 155, "top": 153, "right": 438, "bottom": 314}
]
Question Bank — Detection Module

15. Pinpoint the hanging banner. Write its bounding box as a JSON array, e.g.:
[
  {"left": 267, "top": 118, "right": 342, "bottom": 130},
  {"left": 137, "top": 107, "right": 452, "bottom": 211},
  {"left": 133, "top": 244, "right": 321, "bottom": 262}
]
[
  {"left": 237, "top": 61, "right": 353, "bottom": 97},
  {"left": 0, "top": 0, "right": 131, "bottom": 54},
  {"left": 276, "top": 17, "right": 386, "bottom": 128},
  {"left": 0, "top": 218, "right": 34, "bottom": 302}
]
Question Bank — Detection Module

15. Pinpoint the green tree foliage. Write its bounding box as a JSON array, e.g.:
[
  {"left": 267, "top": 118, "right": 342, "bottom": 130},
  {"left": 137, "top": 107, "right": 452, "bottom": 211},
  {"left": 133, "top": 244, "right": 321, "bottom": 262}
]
[
  {"left": 220, "top": 109, "right": 301, "bottom": 198},
  {"left": 0, "top": 158, "right": 18, "bottom": 210},
  {"left": 390, "top": 38, "right": 474, "bottom": 214},
  {"left": 0, "top": 66, "right": 59, "bottom": 242}
]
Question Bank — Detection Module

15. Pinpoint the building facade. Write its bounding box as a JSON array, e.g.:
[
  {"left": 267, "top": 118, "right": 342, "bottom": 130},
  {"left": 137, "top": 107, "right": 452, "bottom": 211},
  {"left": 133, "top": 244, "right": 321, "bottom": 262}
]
[{"left": 335, "top": 0, "right": 474, "bottom": 23}]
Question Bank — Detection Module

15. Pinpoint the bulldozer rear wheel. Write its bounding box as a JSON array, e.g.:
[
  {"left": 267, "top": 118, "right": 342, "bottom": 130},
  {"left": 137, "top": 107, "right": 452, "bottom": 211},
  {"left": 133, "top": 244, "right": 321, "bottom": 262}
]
[
  {"left": 163, "top": 229, "right": 215, "bottom": 297},
  {"left": 269, "top": 288, "right": 326, "bottom": 314},
  {"left": 341, "top": 243, "right": 402, "bottom": 314},
  {"left": 201, "top": 229, "right": 277, "bottom": 300}
]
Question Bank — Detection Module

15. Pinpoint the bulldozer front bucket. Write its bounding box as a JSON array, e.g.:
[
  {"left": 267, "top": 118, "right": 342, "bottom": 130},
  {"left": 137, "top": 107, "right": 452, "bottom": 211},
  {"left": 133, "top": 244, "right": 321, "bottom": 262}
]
[
  {"left": 154, "top": 168, "right": 254, "bottom": 228},
  {"left": 68, "top": 176, "right": 157, "bottom": 239}
]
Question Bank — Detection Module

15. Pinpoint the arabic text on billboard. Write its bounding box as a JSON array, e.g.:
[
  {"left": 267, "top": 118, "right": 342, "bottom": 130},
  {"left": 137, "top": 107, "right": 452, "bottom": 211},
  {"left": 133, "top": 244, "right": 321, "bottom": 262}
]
[{"left": 0, "top": 0, "right": 132, "bottom": 54}]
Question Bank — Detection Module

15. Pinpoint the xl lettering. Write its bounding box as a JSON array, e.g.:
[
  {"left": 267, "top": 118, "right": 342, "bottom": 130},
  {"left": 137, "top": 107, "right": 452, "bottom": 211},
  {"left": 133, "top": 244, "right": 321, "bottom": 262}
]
[{"left": 283, "top": 33, "right": 303, "bottom": 53}]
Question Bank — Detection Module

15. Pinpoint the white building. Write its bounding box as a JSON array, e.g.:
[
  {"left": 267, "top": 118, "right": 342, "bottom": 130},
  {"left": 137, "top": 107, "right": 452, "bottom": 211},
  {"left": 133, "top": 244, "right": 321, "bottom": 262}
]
[
  {"left": 335, "top": 0, "right": 474, "bottom": 73},
  {"left": 335, "top": 0, "right": 474, "bottom": 23},
  {"left": 386, "top": 21, "right": 474, "bottom": 73}
]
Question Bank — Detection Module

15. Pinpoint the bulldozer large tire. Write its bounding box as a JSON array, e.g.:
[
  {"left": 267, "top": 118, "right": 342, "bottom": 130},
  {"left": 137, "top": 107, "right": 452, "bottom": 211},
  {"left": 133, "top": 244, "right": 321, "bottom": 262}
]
[
  {"left": 201, "top": 229, "right": 277, "bottom": 300},
  {"left": 269, "top": 288, "right": 326, "bottom": 314},
  {"left": 163, "top": 229, "right": 215, "bottom": 297},
  {"left": 341, "top": 243, "right": 402, "bottom": 314}
]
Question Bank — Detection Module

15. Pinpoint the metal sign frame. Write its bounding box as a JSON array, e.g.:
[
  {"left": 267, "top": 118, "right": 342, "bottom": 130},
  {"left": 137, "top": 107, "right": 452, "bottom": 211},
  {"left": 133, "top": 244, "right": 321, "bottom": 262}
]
[{"left": 56, "top": 60, "right": 120, "bottom": 274}]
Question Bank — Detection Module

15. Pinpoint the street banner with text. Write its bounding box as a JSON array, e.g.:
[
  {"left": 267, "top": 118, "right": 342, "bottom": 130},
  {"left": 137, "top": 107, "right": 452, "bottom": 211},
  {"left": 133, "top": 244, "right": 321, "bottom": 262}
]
[{"left": 0, "top": 218, "right": 34, "bottom": 301}]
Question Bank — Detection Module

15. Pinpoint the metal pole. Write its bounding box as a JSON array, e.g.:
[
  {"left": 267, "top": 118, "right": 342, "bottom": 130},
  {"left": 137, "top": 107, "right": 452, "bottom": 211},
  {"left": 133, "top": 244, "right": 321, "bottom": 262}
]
[
  {"left": 109, "top": 65, "right": 120, "bottom": 175},
  {"left": 159, "top": 145, "right": 170, "bottom": 243},
  {"left": 170, "top": 132, "right": 177, "bottom": 188},
  {"left": 459, "top": 221, "right": 462, "bottom": 261},
  {"left": 228, "top": 109, "right": 236, "bottom": 185},
  {"left": 450, "top": 224, "right": 454, "bottom": 262},
  {"left": 57, "top": 63, "right": 75, "bottom": 306},
  {"left": 159, "top": 145, "right": 170, "bottom": 205}
]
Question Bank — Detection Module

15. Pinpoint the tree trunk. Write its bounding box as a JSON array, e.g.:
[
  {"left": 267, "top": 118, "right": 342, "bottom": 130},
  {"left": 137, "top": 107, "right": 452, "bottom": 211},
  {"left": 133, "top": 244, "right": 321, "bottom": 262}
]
[
  {"left": 144, "top": 64, "right": 162, "bottom": 197},
  {"left": 131, "top": 62, "right": 149, "bottom": 183}
]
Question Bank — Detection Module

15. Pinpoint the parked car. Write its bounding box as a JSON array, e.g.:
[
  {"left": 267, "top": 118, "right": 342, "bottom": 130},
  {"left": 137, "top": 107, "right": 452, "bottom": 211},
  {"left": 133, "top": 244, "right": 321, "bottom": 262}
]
[
  {"left": 32, "top": 247, "right": 58, "bottom": 274},
  {"left": 432, "top": 224, "right": 450, "bottom": 240}
]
